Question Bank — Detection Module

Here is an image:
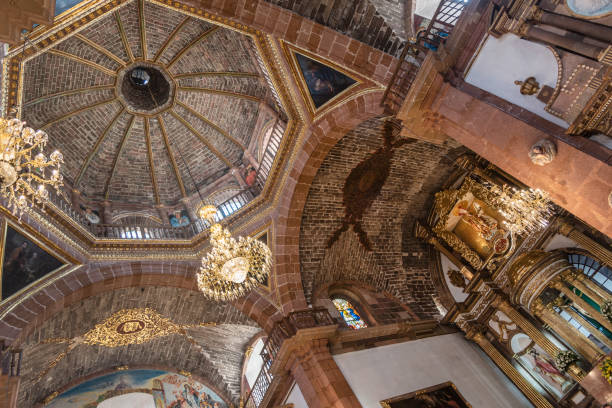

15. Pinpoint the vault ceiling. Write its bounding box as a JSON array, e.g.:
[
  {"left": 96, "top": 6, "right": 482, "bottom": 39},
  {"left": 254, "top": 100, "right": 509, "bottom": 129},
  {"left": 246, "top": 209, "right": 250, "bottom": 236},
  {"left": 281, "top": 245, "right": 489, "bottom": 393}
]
[
  {"left": 18, "top": 286, "right": 260, "bottom": 406},
  {"left": 20, "top": 0, "right": 277, "bottom": 207}
]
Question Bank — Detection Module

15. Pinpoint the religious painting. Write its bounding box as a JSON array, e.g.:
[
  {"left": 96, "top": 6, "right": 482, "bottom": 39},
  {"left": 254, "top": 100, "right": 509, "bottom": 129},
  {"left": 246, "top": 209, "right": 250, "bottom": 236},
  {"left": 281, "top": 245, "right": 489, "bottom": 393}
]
[
  {"left": 511, "top": 333, "right": 574, "bottom": 399},
  {"left": 380, "top": 382, "right": 471, "bottom": 407},
  {"left": 1, "top": 223, "right": 64, "bottom": 301},
  {"left": 294, "top": 53, "right": 356, "bottom": 109},
  {"left": 432, "top": 177, "right": 512, "bottom": 270},
  {"left": 169, "top": 209, "right": 190, "bottom": 228},
  {"left": 45, "top": 369, "right": 228, "bottom": 408},
  {"left": 79, "top": 204, "right": 100, "bottom": 225}
]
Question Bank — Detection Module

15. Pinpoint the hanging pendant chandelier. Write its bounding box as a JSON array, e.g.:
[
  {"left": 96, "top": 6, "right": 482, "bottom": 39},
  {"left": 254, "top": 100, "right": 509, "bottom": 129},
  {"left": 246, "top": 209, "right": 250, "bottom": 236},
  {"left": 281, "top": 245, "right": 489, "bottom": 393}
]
[
  {"left": 196, "top": 205, "right": 271, "bottom": 301},
  {"left": 0, "top": 117, "right": 63, "bottom": 217},
  {"left": 487, "top": 184, "right": 555, "bottom": 236}
]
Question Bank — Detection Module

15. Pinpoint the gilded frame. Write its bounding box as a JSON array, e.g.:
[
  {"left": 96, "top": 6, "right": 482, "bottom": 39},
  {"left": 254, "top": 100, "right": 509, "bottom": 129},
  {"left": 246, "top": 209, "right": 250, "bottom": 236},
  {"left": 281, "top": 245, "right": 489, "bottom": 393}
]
[
  {"left": 0, "top": 216, "right": 74, "bottom": 306},
  {"left": 380, "top": 381, "right": 472, "bottom": 408},
  {"left": 280, "top": 41, "right": 383, "bottom": 120},
  {"left": 432, "top": 177, "right": 513, "bottom": 271}
]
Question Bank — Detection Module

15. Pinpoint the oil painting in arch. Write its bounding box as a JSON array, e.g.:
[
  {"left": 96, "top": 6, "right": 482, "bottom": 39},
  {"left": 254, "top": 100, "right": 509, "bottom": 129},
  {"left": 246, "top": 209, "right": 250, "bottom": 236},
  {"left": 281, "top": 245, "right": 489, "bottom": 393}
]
[
  {"left": 0, "top": 221, "right": 65, "bottom": 301},
  {"left": 510, "top": 333, "right": 574, "bottom": 399},
  {"left": 380, "top": 381, "right": 471, "bottom": 407},
  {"left": 283, "top": 43, "right": 359, "bottom": 114},
  {"left": 45, "top": 369, "right": 228, "bottom": 408}
]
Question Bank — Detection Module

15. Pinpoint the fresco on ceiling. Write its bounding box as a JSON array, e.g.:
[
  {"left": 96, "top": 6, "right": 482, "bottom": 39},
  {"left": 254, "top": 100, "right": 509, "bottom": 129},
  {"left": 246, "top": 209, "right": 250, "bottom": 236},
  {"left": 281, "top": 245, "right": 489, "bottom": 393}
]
[
  {"left": 55, "top": 0, "right": 88, "bottom": 16},
  {"left": 295, "top": 53, "right": 356, "bottom": 109},
  {"left": 566, "top": 0, "right": 612, "bottom": 17},
  {"left": 46, "top": 369, "right": 227, "bottom": 408},
  {"left": 1, "top": 225, "right": 63, "bottom": 300},
  {"left": 380, "top": 381, "right": 471, "bottom": 407}
]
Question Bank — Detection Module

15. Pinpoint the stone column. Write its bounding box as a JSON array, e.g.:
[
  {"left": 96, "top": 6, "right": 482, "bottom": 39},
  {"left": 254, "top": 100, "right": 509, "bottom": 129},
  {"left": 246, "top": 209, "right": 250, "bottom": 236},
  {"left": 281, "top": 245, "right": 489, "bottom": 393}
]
[
  {"left": 287, "top": 339, "right": 362, "bottom": 408},
  {"left": 70, "top": 189, "right": 81, "bottom": 210},
  {"left": 551, "top": 280, "right": 612, "bottom": 333},
  {"left": 179, "top": 197, "right": 197, "bottom": 222},
  {"left": 242, "top": 150, "right": 259, "bottom": 170},
  {"left": 520, "top": 24, "right": 604, "bottom": 60},
  {"left": 493, "top": 297, "right": 585, "bottom": 381},
  {"left": 558, "top": 221, "right": 612, "bottom": 267},
  {"left": 533, "top": 299, "right": 603, "bottom": 363},
  {"left": 101, "top": 200, "right": 112, "bottom": 224},
  {"left": 560, "top": 269, "right": 607, "bottom": 306},
  {"left": 533, "top": 9, "right": 612, "bottom": 44},
  {"left": 0, "top": 375, "right": 19, "bottom": 408},
  {"left": 155, "top": 204, "right": 170, "bottom": 226},
  {"left": 231, "top": 167, "right": 247, "bottom": 189},
  {"left": 464, "top": 324, "right": 554, "bottom": 408},
  {"left": 564, "top": 307, "right": 612, "bottom": 350}
]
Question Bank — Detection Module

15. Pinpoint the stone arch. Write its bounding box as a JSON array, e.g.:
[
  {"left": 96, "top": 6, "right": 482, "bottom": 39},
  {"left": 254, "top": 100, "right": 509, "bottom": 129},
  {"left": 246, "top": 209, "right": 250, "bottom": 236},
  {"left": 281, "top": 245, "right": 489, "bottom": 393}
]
[
  {"left": 33, "top": 365, "right": 232, "bottom": 408},
  {"left": 272, "top": 91, "right": 385, "bottom": 314},
  {"left": 312, "top": 280, "right": 419, "bottom": 327},
  {"left": 1, "top": 262, "right": 281, "bottom": 347}
]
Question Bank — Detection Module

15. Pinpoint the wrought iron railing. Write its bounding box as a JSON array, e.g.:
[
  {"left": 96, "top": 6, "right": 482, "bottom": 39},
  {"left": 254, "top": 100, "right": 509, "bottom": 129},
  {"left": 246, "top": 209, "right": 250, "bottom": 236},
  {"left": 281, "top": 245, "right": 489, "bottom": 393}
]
[
  {"left": 43, "top": 120, "right": 286, "bottom": 240},
  {"left": 244, "top": 308, "right": 335, "bottom": 408},
  {"left": 382, "top": 0, "right": 469, "bottom": 114}
]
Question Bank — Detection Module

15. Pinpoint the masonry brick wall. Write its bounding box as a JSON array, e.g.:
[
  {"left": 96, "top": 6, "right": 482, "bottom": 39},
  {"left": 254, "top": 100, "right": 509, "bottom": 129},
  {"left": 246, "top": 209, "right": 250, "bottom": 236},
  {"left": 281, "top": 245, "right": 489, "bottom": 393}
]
[
  {"left": 265, "top": 0, "right": 406, "bottom": 56},
  {"left": 20, "top": 0, "right": 274, "bottom": 208},
  {"left": 17, "top": 286, "right": 259, "bottom": 406},
  {"left": 299, "top": 116, "right": 466, "bottom": 318}
]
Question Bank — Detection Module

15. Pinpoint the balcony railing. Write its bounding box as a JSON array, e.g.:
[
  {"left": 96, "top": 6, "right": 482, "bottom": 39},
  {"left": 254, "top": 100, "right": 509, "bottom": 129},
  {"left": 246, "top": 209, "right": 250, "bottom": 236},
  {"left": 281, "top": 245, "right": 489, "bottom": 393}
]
[
  {"left": 44, "top": 119, "right": 287, "bottom": 240},
  {"left": 382, "top": 0, "right": 469, "bottom": 114},
  {"left": 244, "top": 308, "right": 335, "bottom": 408}
]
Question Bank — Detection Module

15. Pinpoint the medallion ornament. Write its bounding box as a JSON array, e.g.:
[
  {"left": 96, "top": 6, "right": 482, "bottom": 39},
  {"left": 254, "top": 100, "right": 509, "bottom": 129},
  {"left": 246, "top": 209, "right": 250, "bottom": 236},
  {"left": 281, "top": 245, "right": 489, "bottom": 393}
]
[
  {"left": 35, "top": 308, "right": 215, "bottom": 382},
  {"left": 528, "top": 139, "right": 557, "bottom": 166}
]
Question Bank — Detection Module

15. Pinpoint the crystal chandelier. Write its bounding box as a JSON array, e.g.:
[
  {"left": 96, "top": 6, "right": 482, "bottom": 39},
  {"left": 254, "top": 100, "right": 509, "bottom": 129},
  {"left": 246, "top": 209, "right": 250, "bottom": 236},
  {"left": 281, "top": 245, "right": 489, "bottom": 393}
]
[
  {"left": 0, "top": 117, "right": 63, "bottom": 217},
  {"left": 488, "top": 184, "right": 554, "bottom": 236},
  {"left": 196, "top": 205, "right": 271, "bottom": 301}
]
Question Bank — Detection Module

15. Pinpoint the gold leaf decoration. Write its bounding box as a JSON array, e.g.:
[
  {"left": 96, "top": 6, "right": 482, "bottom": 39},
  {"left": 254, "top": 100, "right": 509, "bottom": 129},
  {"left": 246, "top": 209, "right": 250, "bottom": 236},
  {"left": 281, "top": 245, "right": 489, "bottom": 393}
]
[{"left": 83, "top": 308, "right": 185, "bottom": 348}]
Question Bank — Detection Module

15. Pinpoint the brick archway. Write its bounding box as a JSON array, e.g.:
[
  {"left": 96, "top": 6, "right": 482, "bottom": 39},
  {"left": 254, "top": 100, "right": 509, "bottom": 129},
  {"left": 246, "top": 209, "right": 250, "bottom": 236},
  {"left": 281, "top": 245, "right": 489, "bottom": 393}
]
[
  {"left": 2, "top": 262, "right": 281, "bottom": 347},
  {"left": 273, "top": 91, "right": 385, "bottom": 314}
]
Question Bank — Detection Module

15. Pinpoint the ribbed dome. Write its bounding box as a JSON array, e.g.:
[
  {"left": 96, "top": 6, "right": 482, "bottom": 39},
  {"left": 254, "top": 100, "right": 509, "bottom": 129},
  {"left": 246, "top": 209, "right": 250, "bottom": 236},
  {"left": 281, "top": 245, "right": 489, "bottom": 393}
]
[{"left": 20, "top": 0, "right": 277, "bottom": 207}]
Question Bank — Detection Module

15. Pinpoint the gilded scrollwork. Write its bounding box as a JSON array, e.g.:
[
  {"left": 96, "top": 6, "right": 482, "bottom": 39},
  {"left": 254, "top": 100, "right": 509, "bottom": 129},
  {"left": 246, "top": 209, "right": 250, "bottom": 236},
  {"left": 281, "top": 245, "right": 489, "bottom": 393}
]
[
  {"left": 432, "top": 177, "right": 513, "bottom": 271},
  {"left": 35, "top": 308, "right": 216, "bottom": 382}
]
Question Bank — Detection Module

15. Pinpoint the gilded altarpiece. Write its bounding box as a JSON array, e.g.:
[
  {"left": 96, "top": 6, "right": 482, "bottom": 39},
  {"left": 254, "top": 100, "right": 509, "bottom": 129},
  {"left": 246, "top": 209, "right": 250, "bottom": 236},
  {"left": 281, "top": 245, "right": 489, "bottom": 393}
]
[{"left": 432, "top": 177, "right": 513, "bottom": 271}]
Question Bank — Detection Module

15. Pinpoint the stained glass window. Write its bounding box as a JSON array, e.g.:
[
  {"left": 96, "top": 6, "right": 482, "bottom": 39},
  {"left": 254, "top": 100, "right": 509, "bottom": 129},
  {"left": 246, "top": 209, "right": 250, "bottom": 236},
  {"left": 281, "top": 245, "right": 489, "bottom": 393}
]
[{"left": 332, "top": 298, "right": 367, "bottom": 329}]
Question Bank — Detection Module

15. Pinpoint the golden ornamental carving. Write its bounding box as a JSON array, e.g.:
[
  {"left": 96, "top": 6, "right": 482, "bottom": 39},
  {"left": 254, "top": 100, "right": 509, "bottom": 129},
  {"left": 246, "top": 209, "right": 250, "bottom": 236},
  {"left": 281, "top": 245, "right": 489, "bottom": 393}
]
[
  {"left": 432, "top": 177, "right": 513, "bottom": 271},
  {"left": 82, "top": 308, "right": 193, "bottom": 348},
  {"left": 36, "top": 308, "right": 215, "bottom": 382}
]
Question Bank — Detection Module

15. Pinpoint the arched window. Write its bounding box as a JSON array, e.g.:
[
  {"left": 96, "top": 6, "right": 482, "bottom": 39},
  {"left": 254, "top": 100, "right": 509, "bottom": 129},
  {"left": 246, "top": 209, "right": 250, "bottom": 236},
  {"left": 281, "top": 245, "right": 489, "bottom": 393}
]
[
  {"left": 568, "top": 253, "right": 612, "bottom": 293},
  {"left": 332, "top": 297, "right": 368, "bottom": 329}
]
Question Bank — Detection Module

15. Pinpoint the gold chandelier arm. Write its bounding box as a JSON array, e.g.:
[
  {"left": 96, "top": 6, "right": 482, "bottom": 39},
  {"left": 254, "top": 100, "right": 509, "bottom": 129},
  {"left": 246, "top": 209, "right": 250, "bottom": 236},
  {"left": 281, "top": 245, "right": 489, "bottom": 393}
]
[{"left": 18, "top": 173, "right": 58, "bottom": 184}]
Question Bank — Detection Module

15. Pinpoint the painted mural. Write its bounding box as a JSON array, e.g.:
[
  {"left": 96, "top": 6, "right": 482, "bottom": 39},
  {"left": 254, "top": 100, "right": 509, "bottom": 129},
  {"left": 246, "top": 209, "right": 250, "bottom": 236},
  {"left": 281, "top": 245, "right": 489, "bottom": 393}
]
[
  {"left": 1, "top": 225, "right": 63, "bottom": 300},
  {"left": 295, "top": 53, "right": 356, "bottom": 109},
  {"left": 46, "top": 369, "right": 227, "bottom": 408}
]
